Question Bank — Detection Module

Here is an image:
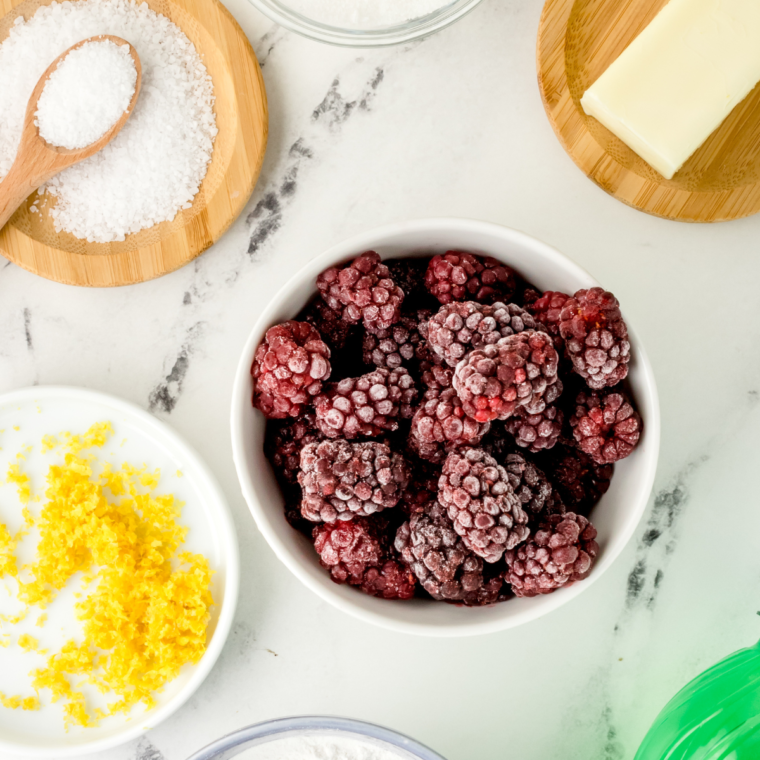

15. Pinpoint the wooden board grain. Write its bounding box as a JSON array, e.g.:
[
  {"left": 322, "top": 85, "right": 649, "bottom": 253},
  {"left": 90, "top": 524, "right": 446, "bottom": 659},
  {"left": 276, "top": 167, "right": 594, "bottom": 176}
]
[
  {"left": 537, "top": 0, "right": 760, "bottom": 222},
  {"left": 0, "top": 0, "right": 268, "bottom": 285}
]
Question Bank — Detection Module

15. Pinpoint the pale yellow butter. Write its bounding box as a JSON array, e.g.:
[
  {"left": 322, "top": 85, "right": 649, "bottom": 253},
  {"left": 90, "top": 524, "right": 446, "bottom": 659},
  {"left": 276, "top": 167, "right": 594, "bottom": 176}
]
[{"left": 581, "top": 0, "right": 760, "bottom": 179}]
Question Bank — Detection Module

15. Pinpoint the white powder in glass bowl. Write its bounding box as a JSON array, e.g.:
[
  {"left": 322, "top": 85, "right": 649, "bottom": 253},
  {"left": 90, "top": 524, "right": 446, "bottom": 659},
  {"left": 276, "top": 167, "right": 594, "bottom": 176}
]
[
  {"left": 239, "top": 733, "right": 415, "bottom": 760},
  {"left": 0, "top": 0, "right": 217, "bottom": 243},
  {"left": 36, "top": 39, "right": 137, "bottom": 150},
  {"left": 283, "top": 0, "right": 452, "bottom": 29}
]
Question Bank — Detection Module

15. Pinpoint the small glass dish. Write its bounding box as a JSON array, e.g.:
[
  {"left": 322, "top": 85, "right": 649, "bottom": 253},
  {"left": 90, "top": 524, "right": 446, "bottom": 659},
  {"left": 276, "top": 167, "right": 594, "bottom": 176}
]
[
  {"left": 185, "top": 716, "right": 447, "bottom": 759},
  {"left": 244, "top": 0, "right": 483, "bottom": 47}
]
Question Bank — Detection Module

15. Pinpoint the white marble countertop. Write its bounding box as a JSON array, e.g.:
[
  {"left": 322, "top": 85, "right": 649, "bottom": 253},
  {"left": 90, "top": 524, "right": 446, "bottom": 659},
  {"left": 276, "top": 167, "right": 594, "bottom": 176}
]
[{"left": 3, "top": 0, "right": 760, "bottom": 758}]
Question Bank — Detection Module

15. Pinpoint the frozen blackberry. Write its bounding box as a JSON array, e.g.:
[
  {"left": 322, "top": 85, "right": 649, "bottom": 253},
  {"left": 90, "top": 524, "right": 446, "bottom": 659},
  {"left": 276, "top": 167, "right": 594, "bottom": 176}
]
[
  {"left": 395, "top": 503, "right": 503, "bottom": 605},
  {"left": 265, "top": 412, "right": 323, "bottom": 485},
  {"left": 502, "top": 452, "right": 554, "bottom": 517},
  {"left": 314, "top": 367, "right": 418, "bottom": 439},
  {"left": 316, "top": 251, "right": 404, "bottom": 334},
  {"left": 528, "top": 291, "right": 570, "bottom": 344},
  {"left": 505, "top": 404, "right": 564, "bottom": 453},
  {"left": 362, "top": 317, "right": 424, "bottom": 370},
  {"left": 360, "top": 560, "right": 417, "bottom": 599},
  {"left": 546, "top": 445, "right": 612, "bottom": 514},
  {"left": 409, "top": 388, "right": 490, "bottom": 464},
  {"left": 438, "top": 447, "right": 529, "bottom": 563},
  {"left": 252, "top": 321, "right": 332, "bottom": 419},
  {"left": 426, "top": 301, "right": 541, "bottom": 367},
  {"left": 298, "top": 297, "right": 354, "bottom": 352},
  {"left": 453, "top": 330, "right": 560, "bottom": 423},
  {"left": 570, "top": 390, "right": 642, "bottom": 464},
  {"left": 425, "top": 252, "right": 516, "bottom": 305},
  {"left": 506, "top": 512, "right": 598, "bottom": 597},
  {"left": 313, "top": 518, "right": 387, "bottom": 584},
  {"left": 299, "top": 440, "right": 410, "bottom": 522},
  {"left": 559, "top": 287, "right": 630, "bottom": 389},
  {"left": 518, "top": 286, "right": 543, "bottom": 308}
]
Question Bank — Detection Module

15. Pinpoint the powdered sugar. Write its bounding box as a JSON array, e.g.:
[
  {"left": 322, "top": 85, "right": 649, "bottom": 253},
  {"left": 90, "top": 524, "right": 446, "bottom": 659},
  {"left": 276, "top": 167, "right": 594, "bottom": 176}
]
[
  {"left": 239, "top": 733, "right": 413, "bottom": 760},
  {"left": 0, "top": 0, "right": 217, "bottom": 243},
  {"left": 36, "top": 39, "right": 137, "bottom": 150}
]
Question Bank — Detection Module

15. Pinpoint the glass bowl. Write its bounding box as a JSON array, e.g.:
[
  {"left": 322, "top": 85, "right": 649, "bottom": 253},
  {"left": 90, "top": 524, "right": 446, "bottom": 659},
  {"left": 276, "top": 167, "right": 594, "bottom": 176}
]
[
  {"left": 185, "top": 716, "right": 447, "bottom": 759},
  {"left": 243, "top": 0, "right": 484, "bottom": 47}
]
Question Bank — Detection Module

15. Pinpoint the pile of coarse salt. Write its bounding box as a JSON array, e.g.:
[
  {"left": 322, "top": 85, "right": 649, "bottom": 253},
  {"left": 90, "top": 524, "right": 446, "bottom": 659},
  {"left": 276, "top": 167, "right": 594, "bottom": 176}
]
[
  {"left": 36, "top": 39, "right": 137, "bottom": 150},
  {"left": 0, "top": 0, "right": 217, "bottom": 243}
]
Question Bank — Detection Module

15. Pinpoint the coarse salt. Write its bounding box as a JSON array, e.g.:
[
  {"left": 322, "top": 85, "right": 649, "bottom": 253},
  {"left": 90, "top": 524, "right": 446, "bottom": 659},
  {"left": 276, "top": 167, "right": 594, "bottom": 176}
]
[
  {"left": 0, "top": 0, "right": 217, "bottom": 243},
  {"left": 35, "top": 39, "right": 137, "bottom": 150}
]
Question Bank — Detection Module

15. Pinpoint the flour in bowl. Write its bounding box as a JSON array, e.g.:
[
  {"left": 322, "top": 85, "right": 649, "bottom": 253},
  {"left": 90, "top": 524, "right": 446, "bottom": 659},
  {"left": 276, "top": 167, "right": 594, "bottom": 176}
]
[
  {"left": 0, "top": 0, "right": 217, "bottom": 243},
  {"left": 36, "top": 39, "right": 137, "bottom": 150},
  {"left": 239, "top": 733, "right": 415, "bottom": 760}
]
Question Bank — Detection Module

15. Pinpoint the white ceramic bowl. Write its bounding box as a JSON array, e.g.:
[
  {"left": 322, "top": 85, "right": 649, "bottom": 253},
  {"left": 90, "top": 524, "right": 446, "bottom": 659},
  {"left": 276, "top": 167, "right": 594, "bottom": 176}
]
[{"left": 230, "top": 218, "right": 660, "bottom": 637}]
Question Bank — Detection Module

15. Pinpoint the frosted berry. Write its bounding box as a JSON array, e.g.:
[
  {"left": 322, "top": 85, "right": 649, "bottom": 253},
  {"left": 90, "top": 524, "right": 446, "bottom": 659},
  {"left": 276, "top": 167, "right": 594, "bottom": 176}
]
[
  {"left": 315, "top": 367, "right": 418, "bottom": 439},
  {"left": 409, "top": 388, "right": 490, "bottom": 464},
  {"left": 252, "top": 321, "right": 332, "bottom": 419},
  {"left": 313, "top": 518, "right": 387, "bottom": 585},
  {"left": 266, "top": 412, "right": 323, "bottom": 485},
  {"left": 360, "top": 560, "right": 417, "bottom": 599},
  {"left": 438, "top": 447, "right": 529, "bottom": 563},
  {"left": 453, "top": 330, "right": 560, "bottom": 423},
  {"left": 299, "top": 440, "right": 410, "bottom": 522},
  {"left": 506, "top": 512, "right": 598, "bottom": 597},
  {"left": 395, "top": 502, "right": 503, "bottom": 605},
  {"left": 362, "top": 317, "right": 424, "bottom": 370},
  {"left": 425, "top": 251, "right": 516, "bottom": 305},
  {"left": 427, "top": 301, "right": 541, "bottom": 367},
  {"left": 505, "top": 404, "right": 564, "bottom": 453},
  {"left": 559, "top": 288, "right": 630, "bottom": 389},
  {"left": 299, "top": 297, "right": 354, "bottom": 352},
  {"left": 316, "top": 251, "right": 404, "bottom": 333},
  {"left": 528, "top": 290, "right": 570, "bottom": 344},
  {"left": 570, "top": 390, "right": 642, "bottom": 464},
  {"left": 547, "top": 445, "right": 612, "bottom": 514},
  {"left": 502, "top": 452, "right": 555, "bottom": 517}
]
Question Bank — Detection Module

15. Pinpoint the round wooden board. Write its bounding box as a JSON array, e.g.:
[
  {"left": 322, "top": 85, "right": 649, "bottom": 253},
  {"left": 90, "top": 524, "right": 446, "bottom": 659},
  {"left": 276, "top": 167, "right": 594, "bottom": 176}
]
[
  {"left": 537, "top": 0, "right": 760, "bottom": 223},
  {"left": 0, "top": 0, "right": 268, "bottom": 286}
]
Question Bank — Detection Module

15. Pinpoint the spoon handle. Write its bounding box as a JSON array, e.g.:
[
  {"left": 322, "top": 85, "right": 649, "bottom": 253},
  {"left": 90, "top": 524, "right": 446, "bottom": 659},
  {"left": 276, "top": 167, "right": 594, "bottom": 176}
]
[{"left": 0, "top": 156, "right": 42, "bottom": 231}]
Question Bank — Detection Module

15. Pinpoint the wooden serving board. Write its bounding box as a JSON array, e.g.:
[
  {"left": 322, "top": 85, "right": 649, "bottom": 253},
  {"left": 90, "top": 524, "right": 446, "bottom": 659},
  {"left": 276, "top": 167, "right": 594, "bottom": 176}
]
[
  {"left": 0, "top": 0, "right": 268, "bottom": 286},
  {"left": 537, "top": 0, "right": 760, "bottom": 223}
]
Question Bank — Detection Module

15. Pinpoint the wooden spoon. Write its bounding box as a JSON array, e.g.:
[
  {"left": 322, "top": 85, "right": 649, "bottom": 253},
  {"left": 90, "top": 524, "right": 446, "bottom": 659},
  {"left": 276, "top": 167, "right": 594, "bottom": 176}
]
[{"left": 0, "top": 35, "right": 141, "bottom": 231}]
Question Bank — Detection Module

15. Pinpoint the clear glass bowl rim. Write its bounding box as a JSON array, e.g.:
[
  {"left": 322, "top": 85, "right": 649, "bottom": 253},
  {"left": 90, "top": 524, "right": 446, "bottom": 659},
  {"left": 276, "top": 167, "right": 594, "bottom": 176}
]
[
  {"left": 185, "top": 715, "right": 447, "bottom": 760},
  {"left": 244, "top": 0, "right": 483, "bottom": 47}
]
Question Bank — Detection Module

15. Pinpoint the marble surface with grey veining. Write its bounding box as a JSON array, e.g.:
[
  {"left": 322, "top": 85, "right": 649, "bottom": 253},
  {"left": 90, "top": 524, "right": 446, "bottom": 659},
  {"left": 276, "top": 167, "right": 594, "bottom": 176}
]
[{"left": 3, "top": 0, "right": 760, "bottom": 758}]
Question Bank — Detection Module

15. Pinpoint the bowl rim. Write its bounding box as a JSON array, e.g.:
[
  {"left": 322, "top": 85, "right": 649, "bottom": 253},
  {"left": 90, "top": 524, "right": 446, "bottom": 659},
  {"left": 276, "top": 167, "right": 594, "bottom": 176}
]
[
  {"left": 185, "top": 715, "right": 447, "bottom": 759},
  {"left": 0, "top": 385, "right": 240, "bottom": 757},
  {"left": 230, "top": 217, "right": 661, "bottom": 637},
  {"left": 243, "top": 0, "right": 483, "bottom": 47}
]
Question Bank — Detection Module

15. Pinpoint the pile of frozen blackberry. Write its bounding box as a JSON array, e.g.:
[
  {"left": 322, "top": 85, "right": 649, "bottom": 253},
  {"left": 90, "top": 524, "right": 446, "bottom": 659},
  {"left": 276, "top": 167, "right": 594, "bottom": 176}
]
[{"left": 254, "top": 250, "right": 643, "bottom": 604}]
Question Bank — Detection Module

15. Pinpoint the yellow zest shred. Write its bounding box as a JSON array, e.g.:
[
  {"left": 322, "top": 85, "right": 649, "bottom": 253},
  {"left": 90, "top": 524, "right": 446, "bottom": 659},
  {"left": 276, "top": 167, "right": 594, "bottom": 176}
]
[
  {"left": 0, "top": 692, "right": 39, "bottom": 711},
  {"left": 35, "top": 613, "right": 47, "bottom": 628},
  {"left": 7, "top": 463, "right": 31, "bottom": 505},
  {"left": 18, "top": 633, "right": 45, "bottom": 653},
  {"left": 0, "top": 421, "right": 214, "bottom": 728},
  {"left": 0, "top": 523, "right": 17, "bottom": 578}
]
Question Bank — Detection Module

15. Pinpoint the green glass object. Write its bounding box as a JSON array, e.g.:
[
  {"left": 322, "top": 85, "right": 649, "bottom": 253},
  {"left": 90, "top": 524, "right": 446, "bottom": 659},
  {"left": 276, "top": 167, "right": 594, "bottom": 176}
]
[{"left": 635, "top": 640, "right": 760, "bottom": 759}]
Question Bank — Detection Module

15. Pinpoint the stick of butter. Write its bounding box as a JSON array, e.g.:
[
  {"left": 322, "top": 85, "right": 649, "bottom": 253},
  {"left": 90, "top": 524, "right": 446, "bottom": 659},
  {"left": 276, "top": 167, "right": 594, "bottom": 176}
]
[{"left": 580, "top": 0, "right": 760, "bottom": 180}]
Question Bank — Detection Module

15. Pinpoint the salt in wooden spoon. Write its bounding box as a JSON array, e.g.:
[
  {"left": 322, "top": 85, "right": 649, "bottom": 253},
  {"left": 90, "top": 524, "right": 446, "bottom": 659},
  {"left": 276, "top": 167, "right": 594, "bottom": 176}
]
[{"left": 0, "top": 35, "right": 141, "bottom": 231}]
